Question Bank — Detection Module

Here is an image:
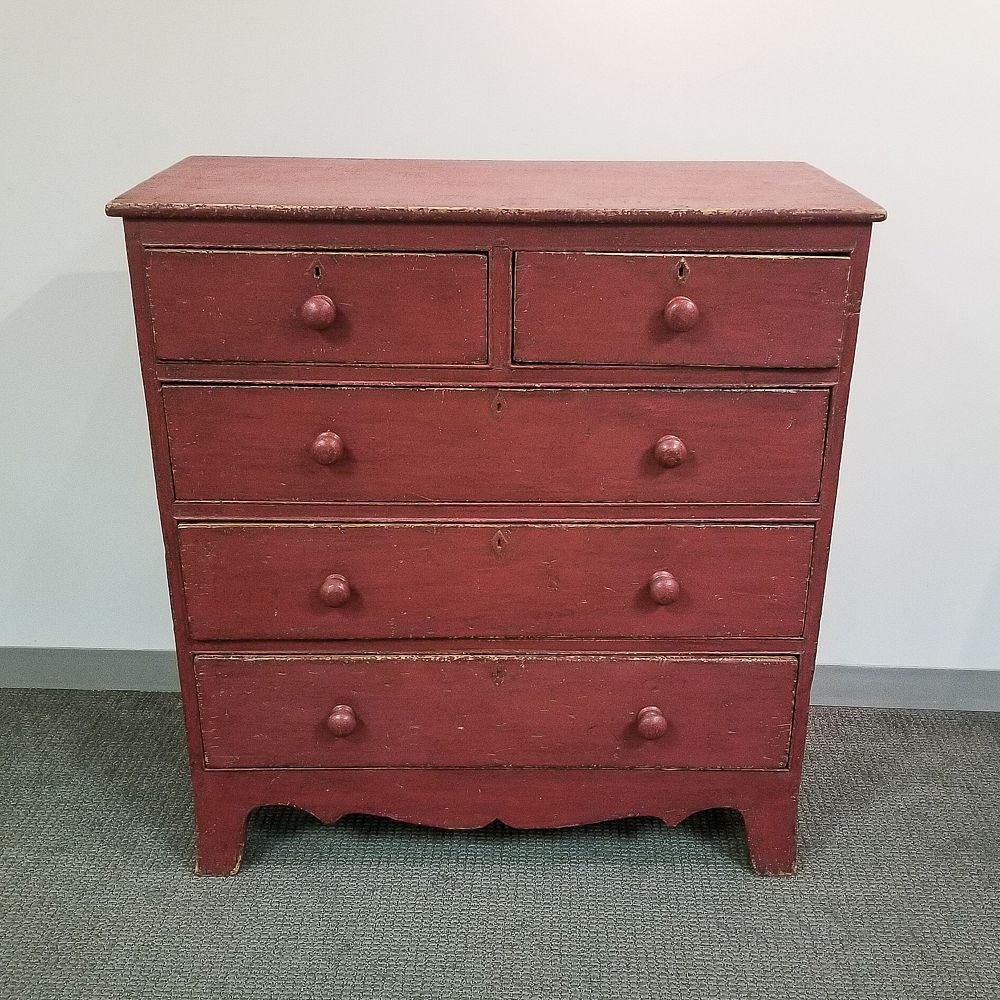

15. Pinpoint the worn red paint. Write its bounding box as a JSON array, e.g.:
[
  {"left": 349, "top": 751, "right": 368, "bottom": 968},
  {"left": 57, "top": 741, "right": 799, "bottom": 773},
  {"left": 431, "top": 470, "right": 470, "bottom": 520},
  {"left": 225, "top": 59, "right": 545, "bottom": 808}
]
[
  {"left": 163, "top": 385, "right": 830, "bottom": 504},
  {"left": 514, "top": 251, "right": 853, "bottom": 368},
  {"left": 107, "top": 158, "right": 884, "bottom": 876},
  {"left": 194, "top": 655, "right": 798, "bottom": 769},
  {"left": 145, "top": 248, "right": 488, "bottom": 364},
  {"left": 177, "top": 522, "right": 815, "bottom": 642},
  {"left": 107, "top": 157, "right": 886, "bottom": 225}
]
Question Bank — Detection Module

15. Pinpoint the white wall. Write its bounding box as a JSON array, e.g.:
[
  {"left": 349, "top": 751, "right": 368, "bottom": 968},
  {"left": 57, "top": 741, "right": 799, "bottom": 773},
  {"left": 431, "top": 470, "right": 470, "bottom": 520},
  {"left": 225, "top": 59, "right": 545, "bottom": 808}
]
[{"left": 2, "top": 2, "right": 998, "bottom": 671}]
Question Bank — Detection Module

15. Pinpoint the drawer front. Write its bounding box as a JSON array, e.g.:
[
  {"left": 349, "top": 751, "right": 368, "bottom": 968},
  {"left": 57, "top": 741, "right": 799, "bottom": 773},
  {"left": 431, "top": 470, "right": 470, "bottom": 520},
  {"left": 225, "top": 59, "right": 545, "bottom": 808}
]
[
  {"left": 164, "top": 386, "right": 830, "bottom": 504},
  {"left": 514, "top": 251, "right": 851, "bottom": 368},
  {"left": 178, "top": 522, "right": 813, "bottom": 640},
  {"left": 195, "top": 654, "right": 797, "bottom": 769},
  {"left": 145, "top": 249, "right": 488, "bottom": 364}
]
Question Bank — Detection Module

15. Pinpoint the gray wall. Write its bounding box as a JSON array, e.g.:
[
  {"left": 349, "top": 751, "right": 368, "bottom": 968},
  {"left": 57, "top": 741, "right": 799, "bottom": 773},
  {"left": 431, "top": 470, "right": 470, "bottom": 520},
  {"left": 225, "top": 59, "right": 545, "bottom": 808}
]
[{"left": 2, "top": 3, "right": 999, "bottom": 685}]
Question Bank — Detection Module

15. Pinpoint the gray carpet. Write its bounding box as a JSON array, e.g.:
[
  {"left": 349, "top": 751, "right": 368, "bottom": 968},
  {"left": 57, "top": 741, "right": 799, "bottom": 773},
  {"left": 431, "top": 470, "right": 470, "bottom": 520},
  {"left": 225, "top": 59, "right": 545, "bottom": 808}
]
[{"left": 1, "top": 690, "right": 997, "bottom": 1000}]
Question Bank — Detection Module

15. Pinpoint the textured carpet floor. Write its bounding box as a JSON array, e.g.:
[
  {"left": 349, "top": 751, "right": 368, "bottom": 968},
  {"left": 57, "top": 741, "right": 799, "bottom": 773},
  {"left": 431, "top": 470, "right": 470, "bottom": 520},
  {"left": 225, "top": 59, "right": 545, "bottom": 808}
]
[{"left": 0, "top": 690, "right": 997, "bottom": 1000}]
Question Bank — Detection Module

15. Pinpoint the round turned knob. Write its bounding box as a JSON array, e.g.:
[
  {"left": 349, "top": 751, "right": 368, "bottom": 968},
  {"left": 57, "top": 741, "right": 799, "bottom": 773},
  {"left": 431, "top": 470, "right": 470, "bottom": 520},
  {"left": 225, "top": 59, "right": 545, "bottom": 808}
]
[
  {"left": 663, "top": 295, "right": 699, "bottom": 333},
  {"left": 310, "top": 431, "right": 345, "bottom": 465},
  {"left": 648, "top": 570, "right": 680, "bottom": 605},
  {"left": 300, "top": 294, "right": 337, "bottom": 331},
  {"left": 654, "top": 434, "right": 688, "bottom": 468},
  {"left": 636, "top": 705, "right": 669, "bottom": 740},
  {"left": 325, "top": 704, "right": 357, "bottom": 737},
  {"left": 319, "top": 573, "right": 352, "bottom": 608}
]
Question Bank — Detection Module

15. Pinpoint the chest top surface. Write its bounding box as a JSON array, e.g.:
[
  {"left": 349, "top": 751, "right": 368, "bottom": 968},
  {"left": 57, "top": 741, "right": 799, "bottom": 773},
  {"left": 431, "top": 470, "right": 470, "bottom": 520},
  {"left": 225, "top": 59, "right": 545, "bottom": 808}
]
[{"left": 107, "top": 157, "right": 885, "bottom": 225}]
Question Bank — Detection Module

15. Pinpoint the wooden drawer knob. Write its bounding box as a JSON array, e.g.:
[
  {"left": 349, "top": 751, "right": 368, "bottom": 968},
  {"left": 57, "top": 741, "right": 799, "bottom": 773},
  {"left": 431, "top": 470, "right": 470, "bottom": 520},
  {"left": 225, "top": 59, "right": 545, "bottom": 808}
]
[
  {"left": 325, "top": 704, "right": 357, "bottom": 737},
  {"left": 654, "top": 434, "right": 688, "bottom": 468},
  {"left": 636, "top": 706, "right": 669, "bottom": 740},
  {"left": 319, "top": 573, "right": 352, "bottom": 607},
  {"left": 648, "top": 570, "right": 680, "bottom": 605},
  {"left": 663, "top": 295, "right": 699, "bottom": 332},
  {"left": 300, "top": 294, "right": 337, "bottom": 330},
  {"left": 310, "top": 430, "right": 345, "bottom": 465}
]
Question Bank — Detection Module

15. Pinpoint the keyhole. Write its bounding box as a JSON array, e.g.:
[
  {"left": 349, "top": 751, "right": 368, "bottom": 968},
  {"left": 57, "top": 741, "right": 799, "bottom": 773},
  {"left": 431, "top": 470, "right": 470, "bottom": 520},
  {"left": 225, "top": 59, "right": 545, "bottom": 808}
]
[
  {"left": 313, "top": 265, "right": 323, "bottom": 279},
  {"left": 677, "top": 259, "right": 689, "bottom": 281},
  {"left": 491, "top": 530, "right": 509, "bottom": 557}
]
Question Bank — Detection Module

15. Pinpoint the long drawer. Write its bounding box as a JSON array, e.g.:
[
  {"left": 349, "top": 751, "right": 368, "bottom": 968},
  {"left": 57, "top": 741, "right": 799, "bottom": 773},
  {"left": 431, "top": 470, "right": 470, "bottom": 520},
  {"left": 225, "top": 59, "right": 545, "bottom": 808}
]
[
  {"left": 178, "top": 522, "right": 814, "bottom": 640},
  {"left": 514, "top": 251, "right": 851, "bottom": 368},
  {"left": 145, "top": 249, "right": 488, "bottom": 364},
  {"left": 194, "top": 654, "right": 798, "bottom": 769},
  {"left": 163, "top": 385, "right": 830, "bottom": 504}
]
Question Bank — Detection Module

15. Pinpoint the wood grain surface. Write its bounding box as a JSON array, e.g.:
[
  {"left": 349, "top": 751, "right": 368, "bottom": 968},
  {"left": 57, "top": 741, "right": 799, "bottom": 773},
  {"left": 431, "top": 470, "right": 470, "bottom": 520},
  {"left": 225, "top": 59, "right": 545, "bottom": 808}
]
[
  {"left": 194, "top": 654, "right": 797, "bottom": 769},
  {"left": 162, "top": 385, "right": 830, "bottom": 504},
  {"left": 514, "top": 251, "right": 851, "bottom": 368},
  {"left": 107, "top": 157, "right": 886, "bottom": 223},
  {"left": 177, "top": 522, "right": 815, "bottom": 641},
  {"left": 145, "top": 249, "right": 488, "bottom": 364}
]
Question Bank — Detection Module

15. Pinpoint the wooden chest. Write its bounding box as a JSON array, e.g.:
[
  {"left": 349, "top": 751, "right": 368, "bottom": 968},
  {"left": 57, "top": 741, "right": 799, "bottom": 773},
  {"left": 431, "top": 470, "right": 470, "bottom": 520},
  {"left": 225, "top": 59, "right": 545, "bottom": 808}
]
[{"left": 108, "top": 158, "right": 884, "bottom": 875}]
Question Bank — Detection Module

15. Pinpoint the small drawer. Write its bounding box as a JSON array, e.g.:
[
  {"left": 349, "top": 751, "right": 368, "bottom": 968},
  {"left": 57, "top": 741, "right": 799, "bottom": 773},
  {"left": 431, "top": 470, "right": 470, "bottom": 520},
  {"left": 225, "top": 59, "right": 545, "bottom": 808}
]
[
  {"left": 163, "top": 385, "right": 830, "bottom": 504},
  {"left": 145, "top": 249, "right": 488, "bottom": 364},
  {"left": 514, "top": 251, "right": 851, "bottom": 368},
  {"left": 178, "top": 522, "right": 814, "bottom": 641},
  {"left": 194, "top": 654, "right": 798, "bottom": 769}
]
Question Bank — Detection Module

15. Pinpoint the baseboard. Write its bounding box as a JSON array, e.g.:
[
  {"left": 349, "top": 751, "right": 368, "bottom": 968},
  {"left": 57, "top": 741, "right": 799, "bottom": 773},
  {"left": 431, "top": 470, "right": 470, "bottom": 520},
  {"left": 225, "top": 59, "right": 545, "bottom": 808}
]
[
  {"left": 1, "top": 648, "right": 998, "bottom": 711},
  {"left": 0, "top": 647, "right": 180, "bottom": 692},
  {"left": 809, "top": 664, "right": 1000, "bottom": 712}
]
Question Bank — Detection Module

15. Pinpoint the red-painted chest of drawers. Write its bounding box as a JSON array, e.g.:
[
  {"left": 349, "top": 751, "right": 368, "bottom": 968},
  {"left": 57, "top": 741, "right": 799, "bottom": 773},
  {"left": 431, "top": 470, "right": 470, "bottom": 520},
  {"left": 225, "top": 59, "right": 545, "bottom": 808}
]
[{"left": 108, "top": 158, "right": 883, "bottom": 875}]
